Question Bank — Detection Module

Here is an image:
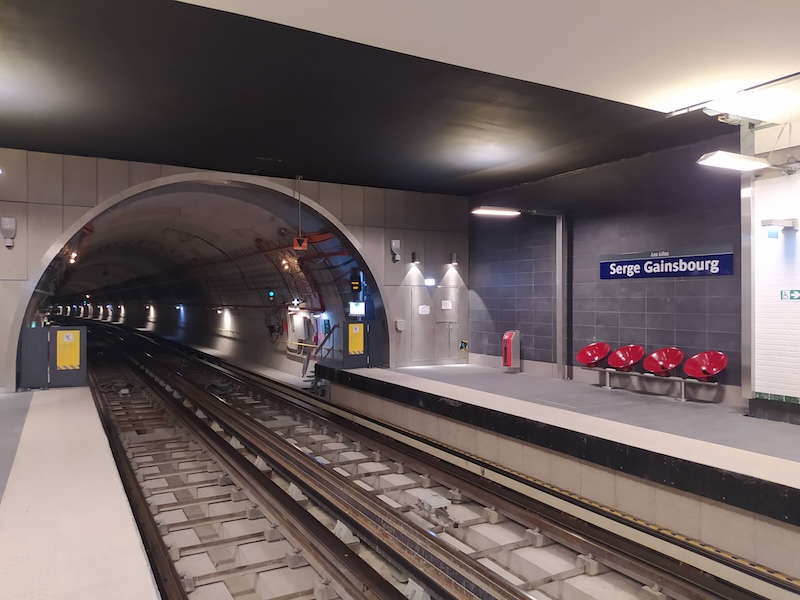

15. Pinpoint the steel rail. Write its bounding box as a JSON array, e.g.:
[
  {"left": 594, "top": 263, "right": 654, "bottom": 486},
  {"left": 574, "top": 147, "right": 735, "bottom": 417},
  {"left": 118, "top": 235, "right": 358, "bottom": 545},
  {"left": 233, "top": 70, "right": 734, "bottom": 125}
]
[
  {"left": 177, "top": 347, "right": 795, "bottom": 600},
  {"left": 132, "top": 347, "right": 535, "bottom": 600},
  {"left": 208, "top": 364, "right": 731, "bottom": 600},
  {"left": 92, "top": 325, "right": 800, "bottom": 600},
  {"left": 88, "top": 359, "right": 190, "bottom": 600},
  {"left": 111, "top": 348, "right": 403, "bottom": 600}
]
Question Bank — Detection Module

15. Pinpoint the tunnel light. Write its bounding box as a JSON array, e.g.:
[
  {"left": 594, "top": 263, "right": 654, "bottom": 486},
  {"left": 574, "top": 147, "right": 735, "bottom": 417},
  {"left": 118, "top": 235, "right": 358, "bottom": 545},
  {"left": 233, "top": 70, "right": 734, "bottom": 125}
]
[
  {"left": 145, "top": 304, "right": 150, "bottom": 309},
  {"left": 284, "top": 264, "right": 289, "bottom": 270},
  {"left": 175, "top": 304, "right": 182, "bottom": 310},
  {"left": 68, "top": 258, "right": 76, "bottom": 264},
  {"left": 471, "top": 206, "right": 522, "bottom": 217},
  {"left": 216, "top": 308, "right": 223, "bottom": 314}
]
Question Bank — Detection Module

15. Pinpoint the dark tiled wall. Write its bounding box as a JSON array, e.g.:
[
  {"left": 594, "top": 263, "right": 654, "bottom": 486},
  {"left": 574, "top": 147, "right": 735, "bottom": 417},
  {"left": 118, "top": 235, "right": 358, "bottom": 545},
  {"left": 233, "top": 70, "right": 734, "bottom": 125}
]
[
  {"left": 469, "top": 217, "right": 557, "bottom": 362},
  {"left": 469, "top": 134, "right": 743, "bottom": 385}
]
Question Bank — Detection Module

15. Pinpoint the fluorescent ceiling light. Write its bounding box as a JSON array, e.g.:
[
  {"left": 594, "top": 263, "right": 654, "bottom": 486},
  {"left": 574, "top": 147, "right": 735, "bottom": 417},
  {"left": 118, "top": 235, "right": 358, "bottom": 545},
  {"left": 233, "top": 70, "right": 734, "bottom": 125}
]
[
  {"left": 696, "top": 150, "right": 771, "bottom": 172},
  {"left": 471, "top": 206, "right": 521, "bottom": 217},
  {"left": 761, "top": 218, "right": 798, "bottom": 231},
  {"left": 424, "top": 278, "right": 436, "bottom": 286},
  {"left": 704, "top": 77, "right": 800, "bottom": 125}
]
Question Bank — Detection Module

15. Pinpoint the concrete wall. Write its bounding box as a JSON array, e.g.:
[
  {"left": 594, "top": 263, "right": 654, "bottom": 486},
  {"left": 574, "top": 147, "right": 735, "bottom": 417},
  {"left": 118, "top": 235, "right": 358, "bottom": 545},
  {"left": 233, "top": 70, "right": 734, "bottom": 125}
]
[
  {"left": 753, "top": 173, "right": 800, "bottom": 404},
  {"left": 328, "top": 382, "right": 800, "bottom": 578},
  {"left": 281, "top": 179, "right": 470, "bottom": 367},
  {"left": 468, "top": 135, "right": 743, "bottom": 401},
  {"left": 0, "top": 147, "right": 469, "bottom": 392}
]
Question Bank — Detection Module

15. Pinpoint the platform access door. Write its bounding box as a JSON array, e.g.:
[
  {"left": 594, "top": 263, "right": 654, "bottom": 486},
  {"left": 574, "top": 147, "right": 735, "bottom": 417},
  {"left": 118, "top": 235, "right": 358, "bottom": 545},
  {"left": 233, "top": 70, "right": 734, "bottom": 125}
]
[
  {"left": 19, "top": 325, "right": 87, "bottom": 389},
  {"left": 434, "top": 286, "right": 461, "bottom": 360}
]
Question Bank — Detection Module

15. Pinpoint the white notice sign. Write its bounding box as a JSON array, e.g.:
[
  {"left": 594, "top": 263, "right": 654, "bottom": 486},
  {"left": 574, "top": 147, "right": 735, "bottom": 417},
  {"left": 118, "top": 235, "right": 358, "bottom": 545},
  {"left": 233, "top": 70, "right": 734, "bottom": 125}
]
[
  {"left": 418, "top": 305, "right": 430, "bottom": 315},
  {"left": 441, "top": 300, "right": 453, "bottom": 310}
]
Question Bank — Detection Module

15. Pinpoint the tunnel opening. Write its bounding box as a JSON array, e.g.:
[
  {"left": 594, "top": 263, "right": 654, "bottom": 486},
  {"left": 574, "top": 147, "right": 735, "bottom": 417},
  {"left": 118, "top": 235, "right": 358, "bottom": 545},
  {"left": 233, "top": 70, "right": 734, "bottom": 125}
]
[{"left": 11, "top": 174, "right": 389, "bottom": 390}]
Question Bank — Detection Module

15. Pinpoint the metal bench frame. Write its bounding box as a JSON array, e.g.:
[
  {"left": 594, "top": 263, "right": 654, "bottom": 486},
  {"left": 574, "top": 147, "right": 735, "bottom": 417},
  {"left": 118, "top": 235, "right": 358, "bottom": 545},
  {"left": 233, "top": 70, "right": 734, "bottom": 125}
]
[{"left": 581, "top": 366, "right": 717, "bottom": 401}]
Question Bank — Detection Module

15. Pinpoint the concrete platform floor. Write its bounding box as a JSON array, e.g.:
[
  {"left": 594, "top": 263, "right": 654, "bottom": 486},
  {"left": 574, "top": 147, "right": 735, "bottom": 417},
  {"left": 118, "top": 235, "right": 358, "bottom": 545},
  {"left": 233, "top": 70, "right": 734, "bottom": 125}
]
[
  {"left": 166, "top": 338, "right": 311, "bottom": 389},
  {"left": 0, "top": 391, "right": 31, "bottom": 501},
  {"left": 0, "top": 387, "right": 159, "bottom": 600},
  {"left": 396, "top": 364, "right": 800, "bottom": 464}
]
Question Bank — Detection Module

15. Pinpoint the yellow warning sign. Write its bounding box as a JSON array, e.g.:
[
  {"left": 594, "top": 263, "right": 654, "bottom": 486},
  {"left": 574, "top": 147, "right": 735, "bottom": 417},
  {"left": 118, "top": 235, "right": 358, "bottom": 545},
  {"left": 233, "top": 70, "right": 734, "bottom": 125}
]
[
  {"left": 56, "top": 330, "right": 81, "bottom": 370},
  {"left": 348, "top": 323, "right": 364, "bottom": 355}
]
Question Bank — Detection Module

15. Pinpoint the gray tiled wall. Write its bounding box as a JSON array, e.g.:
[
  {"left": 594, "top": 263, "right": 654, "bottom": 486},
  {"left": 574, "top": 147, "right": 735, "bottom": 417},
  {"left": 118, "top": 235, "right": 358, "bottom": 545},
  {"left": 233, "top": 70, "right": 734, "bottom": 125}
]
[
  {"left": 469, "top": 134, "right": 742, "bottom": 385},
  {"left": 469, "top": 217, "right": 556, "bottom": 362}
]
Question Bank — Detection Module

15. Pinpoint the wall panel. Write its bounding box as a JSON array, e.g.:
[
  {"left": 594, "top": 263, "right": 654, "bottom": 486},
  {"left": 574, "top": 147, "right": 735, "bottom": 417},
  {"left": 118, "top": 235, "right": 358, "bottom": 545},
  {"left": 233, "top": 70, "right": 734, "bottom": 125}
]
[
  {"left": 0, "top": 149, "right": 28, "bottom": 202},
  {"left": 27, "top": 152, "right": 63, "bottom": 205},
  {"left": 753, "top": 174, "right": 800, "bottom": 403},
  {"left": 1, "top": 147, "right": 469, "bottom": 389},
  {"left": 470, "top": 135, "right": 742, "bottom": 388}
]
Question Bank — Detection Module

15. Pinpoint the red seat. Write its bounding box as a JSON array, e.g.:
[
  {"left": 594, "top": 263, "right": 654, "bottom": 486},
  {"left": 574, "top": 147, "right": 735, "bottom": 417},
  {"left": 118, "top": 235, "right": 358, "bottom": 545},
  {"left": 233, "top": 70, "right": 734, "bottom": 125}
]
[
  {"left": 607, "top": 344, "right": 645, "bottom": 372},
  {"left": 683, "top": 351, "right": 728, "bottom": 381},
  {"left": 643, "top": 347, "right": 684, "bottom": 376},
  {"left": 576, "top": 342, "right": 610, "bottom": 368}
]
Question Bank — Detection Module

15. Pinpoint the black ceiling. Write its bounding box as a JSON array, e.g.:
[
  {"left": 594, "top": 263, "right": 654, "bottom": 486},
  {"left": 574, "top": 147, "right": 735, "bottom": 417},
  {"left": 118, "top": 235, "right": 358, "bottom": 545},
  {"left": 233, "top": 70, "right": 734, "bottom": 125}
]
[{"left": 0, "top": 0, "right": 733, "bottom": 196}]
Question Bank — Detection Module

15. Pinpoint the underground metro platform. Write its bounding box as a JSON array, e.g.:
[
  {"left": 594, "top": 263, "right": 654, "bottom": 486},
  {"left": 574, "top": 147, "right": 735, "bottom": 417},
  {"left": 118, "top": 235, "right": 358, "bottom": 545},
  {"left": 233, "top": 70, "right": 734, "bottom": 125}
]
[
  {"left": 1, "top": 141, "right": 799, "bottom": 599},
  {"left": 2, "top": 1, "right": 800, "bottom": 598}
]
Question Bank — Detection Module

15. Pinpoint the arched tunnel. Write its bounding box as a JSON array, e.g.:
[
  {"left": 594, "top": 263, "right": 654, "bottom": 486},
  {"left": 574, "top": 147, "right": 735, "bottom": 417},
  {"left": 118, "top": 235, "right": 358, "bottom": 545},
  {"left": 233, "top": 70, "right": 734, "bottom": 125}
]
[{"left": 14, "top": 175, "right": 390, "bottom": 384}]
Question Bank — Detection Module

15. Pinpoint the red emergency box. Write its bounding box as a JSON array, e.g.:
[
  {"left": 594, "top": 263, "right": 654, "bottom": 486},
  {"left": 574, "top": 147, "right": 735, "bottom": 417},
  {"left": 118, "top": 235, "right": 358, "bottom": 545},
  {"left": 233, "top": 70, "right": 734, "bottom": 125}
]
[{"left": 502, "top": 330, "right": 520, "bottom": 371}]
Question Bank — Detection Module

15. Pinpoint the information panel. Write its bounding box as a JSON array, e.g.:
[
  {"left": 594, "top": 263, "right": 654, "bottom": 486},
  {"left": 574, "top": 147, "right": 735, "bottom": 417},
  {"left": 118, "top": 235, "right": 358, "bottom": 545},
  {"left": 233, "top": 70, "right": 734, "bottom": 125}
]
[
  {"left": 56, "top": 329, "right": 81, "bottom": 370},
  {"left": 600, "top": 245, "right": 734, "bottom": 280},
  {"left": 347, "top": 323, "right": 364, "bottom": 355}
]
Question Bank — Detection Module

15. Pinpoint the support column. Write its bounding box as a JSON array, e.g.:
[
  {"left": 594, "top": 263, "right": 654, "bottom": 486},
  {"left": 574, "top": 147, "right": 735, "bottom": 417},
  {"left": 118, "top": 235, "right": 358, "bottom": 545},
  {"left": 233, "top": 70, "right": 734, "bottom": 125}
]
[
  {"left": 555, "top": 214, "right": 567, "bottom": 379},
  {"left": 740, "top": 122, "right": 756, "bottom": 403}
]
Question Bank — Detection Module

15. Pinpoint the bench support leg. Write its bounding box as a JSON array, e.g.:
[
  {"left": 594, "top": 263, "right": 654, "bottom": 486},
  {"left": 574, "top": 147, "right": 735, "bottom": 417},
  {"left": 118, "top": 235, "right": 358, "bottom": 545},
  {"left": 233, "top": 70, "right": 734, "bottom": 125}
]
[
  {"left": 603, "top": 370, "right": 612, "bottom": 390},
  {"left": 680, "top": 380, "right": 686, "bottom": 401}
]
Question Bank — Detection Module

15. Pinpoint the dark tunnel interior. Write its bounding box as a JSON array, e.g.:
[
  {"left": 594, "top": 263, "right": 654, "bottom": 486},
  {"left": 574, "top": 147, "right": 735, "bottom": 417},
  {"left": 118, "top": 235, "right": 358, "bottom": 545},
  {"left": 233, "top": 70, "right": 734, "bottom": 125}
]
[{"left": 36, "top": 179, "right": 387, "bottom": 376}]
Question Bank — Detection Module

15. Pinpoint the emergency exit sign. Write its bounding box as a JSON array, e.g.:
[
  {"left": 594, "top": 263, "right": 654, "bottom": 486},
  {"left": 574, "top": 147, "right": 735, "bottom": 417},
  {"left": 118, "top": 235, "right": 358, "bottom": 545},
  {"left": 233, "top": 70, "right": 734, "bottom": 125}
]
[{"left": 780, "top": 290, "right": 800, "bottom": 300}]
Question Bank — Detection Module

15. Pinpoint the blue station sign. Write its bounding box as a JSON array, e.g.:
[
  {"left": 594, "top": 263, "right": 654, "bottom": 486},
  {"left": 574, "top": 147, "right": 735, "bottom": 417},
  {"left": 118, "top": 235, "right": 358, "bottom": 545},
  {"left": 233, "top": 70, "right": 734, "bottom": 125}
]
[{"left": 600, "top": 245, "right": 734, "bottom": 280}]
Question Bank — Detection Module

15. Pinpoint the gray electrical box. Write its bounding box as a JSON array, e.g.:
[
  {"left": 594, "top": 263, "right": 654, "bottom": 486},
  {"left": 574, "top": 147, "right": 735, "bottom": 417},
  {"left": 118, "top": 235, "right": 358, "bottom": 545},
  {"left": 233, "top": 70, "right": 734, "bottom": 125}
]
[{"left": 18, "top": 325, "right": 87, "bottom": 389}]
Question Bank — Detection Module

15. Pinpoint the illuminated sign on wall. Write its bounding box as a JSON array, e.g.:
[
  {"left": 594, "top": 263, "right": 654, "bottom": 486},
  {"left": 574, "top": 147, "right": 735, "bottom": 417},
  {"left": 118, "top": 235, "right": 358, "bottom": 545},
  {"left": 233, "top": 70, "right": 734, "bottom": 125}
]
[
  {"left": 348, "top": 301, "right": 366, "bottom": 316},
  {"left": 600, "top": 245, "right": 734, "bottom": 280}
]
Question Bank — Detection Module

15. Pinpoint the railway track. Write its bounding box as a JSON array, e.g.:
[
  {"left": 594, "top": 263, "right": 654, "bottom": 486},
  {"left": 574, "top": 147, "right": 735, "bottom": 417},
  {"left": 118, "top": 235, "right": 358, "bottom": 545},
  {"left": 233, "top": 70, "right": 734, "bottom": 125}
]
[
  {"left": 87, "top": 325, "right": 800, "bottom": 600},
  {"left": 90, "top": 348, "right": 404, "bottom": 600}
]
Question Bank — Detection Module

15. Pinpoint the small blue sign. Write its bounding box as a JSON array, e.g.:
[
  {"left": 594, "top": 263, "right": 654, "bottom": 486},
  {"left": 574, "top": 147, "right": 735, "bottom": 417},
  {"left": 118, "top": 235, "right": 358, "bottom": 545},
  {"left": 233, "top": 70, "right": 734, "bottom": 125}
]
[{"left": 600, "top": 245, "right": 734, "bottom": 280}]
